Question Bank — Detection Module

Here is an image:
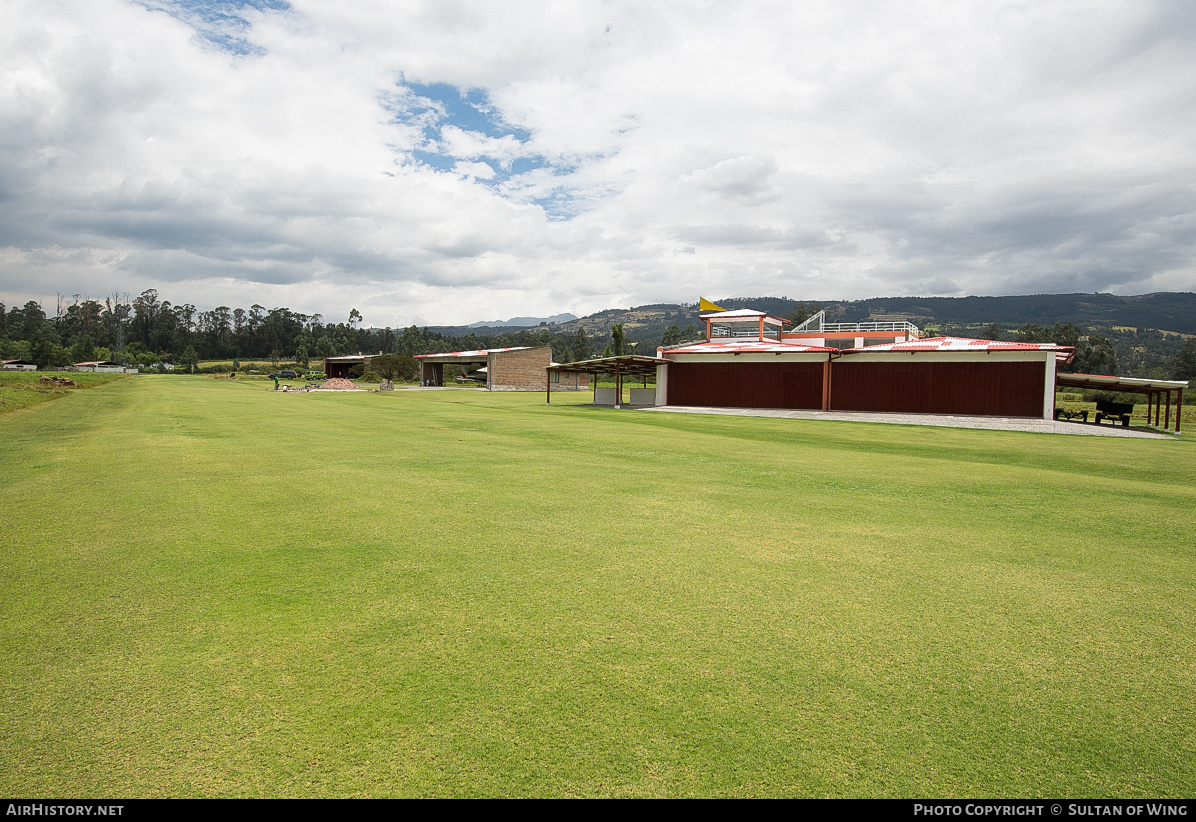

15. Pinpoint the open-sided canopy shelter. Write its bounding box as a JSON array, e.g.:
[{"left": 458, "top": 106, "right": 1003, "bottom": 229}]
[
  {"left": 545, "top": 355, "right": 669, "bottom": 408},
  {"left": 1056, "top": 372, "right": 1186, "bottom": 433}
]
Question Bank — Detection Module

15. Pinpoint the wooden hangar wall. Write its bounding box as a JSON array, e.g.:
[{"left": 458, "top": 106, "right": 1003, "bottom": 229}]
[{"left": 658, "top": 349, "right": 1060, "bottom": 419}]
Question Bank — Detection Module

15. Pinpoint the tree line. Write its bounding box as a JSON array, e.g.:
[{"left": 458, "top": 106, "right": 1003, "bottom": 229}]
[
  {"left": 2, "top": 290, "right": 1193, "bottom": 380},
  {"left": 0, "top": 290, "right": 611, "bottom": 371}
]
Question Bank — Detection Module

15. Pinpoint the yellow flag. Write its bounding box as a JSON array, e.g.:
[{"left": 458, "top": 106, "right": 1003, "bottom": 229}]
[{"left": 699, "top": 297, "right": 726, "bottom": 312}]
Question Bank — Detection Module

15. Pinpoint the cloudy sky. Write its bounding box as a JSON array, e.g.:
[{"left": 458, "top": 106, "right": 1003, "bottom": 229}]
[{"left": 2, "top": 0, "right": 1194, "bottom": 327}]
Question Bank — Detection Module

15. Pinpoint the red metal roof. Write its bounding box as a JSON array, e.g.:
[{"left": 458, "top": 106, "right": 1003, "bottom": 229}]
[
  {"left": 848, "top": 336, "right": 1073, "bottom": 353},
  {"left": 664, "top": 339, "right": 836, "bottom": 354}
]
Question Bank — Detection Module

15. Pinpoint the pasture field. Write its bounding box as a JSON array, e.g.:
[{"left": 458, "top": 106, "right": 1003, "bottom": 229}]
[{"left": 1, "top": 376, "right": 1193, "bottom": 797}]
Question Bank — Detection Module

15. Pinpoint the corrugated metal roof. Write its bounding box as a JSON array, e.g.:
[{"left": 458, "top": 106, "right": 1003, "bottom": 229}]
[
  {"left": 1056, "top": 373, "right": 1188, "bottom": 391},
  {"left": 547, "top": 355, "right": 667, "bottom": 376},
  {"left": 665, "top": 340, "right": 835, "bottom": 354},
  {"left": 414, "top": 347, "right": 532, "bottom": 359},
  {"left": 849, "top": 336, "right": 1073, "bottom": 353}
]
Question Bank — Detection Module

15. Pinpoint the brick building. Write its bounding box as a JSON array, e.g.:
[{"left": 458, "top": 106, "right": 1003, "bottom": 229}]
[{"left": 416, "top": 346, "right": 587, "bottom": 391}]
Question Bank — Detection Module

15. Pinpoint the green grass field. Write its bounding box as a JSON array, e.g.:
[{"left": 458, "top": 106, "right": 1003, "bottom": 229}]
[{"left": 2, "top": 376, "right": 1194, "bottom": 797}]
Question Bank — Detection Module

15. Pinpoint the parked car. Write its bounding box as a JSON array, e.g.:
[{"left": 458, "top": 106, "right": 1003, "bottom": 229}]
[
  {"left": 304, "top": 370, "right": 325, "bottom": 381},
  {"left": 268, "top": 369, "right": 299, "bottom": 379}
]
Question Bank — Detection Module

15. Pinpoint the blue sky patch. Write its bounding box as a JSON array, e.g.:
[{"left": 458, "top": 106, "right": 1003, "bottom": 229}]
[
  {"left": 394, "top": 81, "right": 586, "bottom": 218},
  {"left": 406, "top": 83, "right": 531, "bottom": 142},
  {"left": 137, "top": 0, "right": 289, "bottom": 55}
]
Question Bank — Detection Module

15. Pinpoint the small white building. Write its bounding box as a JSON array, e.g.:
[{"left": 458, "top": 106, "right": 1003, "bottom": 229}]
[
  {"left": 1, "top": 359, "right": 37, "bottom": 371},
  {"left": 72, "top": 361, "right": 126, "bottom": 373}
]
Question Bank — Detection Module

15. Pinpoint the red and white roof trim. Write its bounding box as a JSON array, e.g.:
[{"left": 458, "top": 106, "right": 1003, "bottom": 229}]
[
  {"left": 853, "top": 336, "right": 1073, "bottom": 353},
  {"left": 665, "top": 339, "right": 836, "bottom": 354}
]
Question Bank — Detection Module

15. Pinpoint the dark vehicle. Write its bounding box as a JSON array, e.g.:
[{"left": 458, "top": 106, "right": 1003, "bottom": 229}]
[{"left": 268, "top": 370, "right": 299, "bottom": 379}]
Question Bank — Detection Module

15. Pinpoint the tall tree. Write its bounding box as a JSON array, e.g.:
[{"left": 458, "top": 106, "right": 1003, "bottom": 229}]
[
  {"left": 1016, "top": 324, "right": 1047, "bottom": 343},
  {"left": 131, "top": 289, "right": 160, "bottom": 347},
  {"left": 1074, "top": 335, "right": 1118, "bottom": 375},
  {"left": 610, "top": 323, "right": 626, "bottom": 356},
  {"left": 1170, "top": 338, "right": 1196, "bottom": 381},
  {"left": 179, "top": 345, "right": 199, "bottom": 374},
  {"left": 572, "top": 327, "right": 590, "bottom": 361},
  {"left": 1050, "top": 321, "right": 1082, "bottom": 349}
]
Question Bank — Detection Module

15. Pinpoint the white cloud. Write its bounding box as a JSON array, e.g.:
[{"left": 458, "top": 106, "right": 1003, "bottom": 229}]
[{"left": 1, "top": 0, "right": 1194, "bottom": 327}]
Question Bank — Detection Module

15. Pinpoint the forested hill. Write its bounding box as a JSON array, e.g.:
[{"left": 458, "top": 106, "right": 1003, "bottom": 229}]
[
  {"left": 823, "top": 293, "right": 1196, "bottom": 334},
  {"left": 432, "top": 292, "right": 1196, "bottom": 338}
]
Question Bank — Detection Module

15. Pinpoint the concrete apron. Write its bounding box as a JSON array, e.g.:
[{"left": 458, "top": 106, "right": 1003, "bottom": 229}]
[{"left": 642, "top": 406, "right": 1177, "bottom": 439}]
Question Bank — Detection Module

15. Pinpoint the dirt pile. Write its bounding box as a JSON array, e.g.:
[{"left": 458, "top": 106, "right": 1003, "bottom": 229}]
[
  {"left": 40, "top": 376, "right": 77, "bottom": 387},
  {"left": 320, "top": 378, "right": 358, "bottom": 390}
]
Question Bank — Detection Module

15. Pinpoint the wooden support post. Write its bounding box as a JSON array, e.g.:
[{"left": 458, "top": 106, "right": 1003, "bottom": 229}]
[
  {"left": 1165, "top": 389, "right": 1171, "bottom": 432},
  {"left": 546, "top": 370, "right": 551, "bottom": 405},
  {"left": 1176, "top": 388, "right": 1183, "bottom": 434}
]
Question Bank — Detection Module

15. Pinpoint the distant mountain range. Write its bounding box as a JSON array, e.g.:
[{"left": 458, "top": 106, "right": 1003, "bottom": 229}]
[
  {"left": 432, "top": 292, "right": 1196, "bottom": 341},
  {"left": 466, "top": 313, "right": 578, "bottom": 329}
]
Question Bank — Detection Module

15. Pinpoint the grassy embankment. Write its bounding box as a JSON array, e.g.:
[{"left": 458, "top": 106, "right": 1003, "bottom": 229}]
[
  {"left": 0, "top": 371, "right": 127, "bottom": 415},
  {"left": 1, "top": 376, "right": 1193, "bottom": 797}
]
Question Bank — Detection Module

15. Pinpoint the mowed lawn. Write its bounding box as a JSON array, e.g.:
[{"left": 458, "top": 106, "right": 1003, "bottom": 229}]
[{"left": 1, "top": 376, "right": 1193, "bottom": 798}]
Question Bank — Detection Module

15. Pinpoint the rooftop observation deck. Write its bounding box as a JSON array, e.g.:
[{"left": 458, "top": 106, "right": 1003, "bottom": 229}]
[
  {"left": 791, "top": 310, "right": 920, "bottom": 336},
  {"left": 701, "top": 308, "right": 922, "bottom": 342}
]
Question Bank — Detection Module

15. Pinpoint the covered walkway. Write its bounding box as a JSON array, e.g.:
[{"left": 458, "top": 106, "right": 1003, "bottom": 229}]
[{"left": 1055, "top": 373, "right": 1185, "bottom": 434}]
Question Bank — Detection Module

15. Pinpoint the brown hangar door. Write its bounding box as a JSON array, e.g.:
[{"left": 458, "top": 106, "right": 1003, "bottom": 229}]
[
  {"left": 666, "top": 362, "right": 824, "bottom": 409},
  {"left": 829, "top": 361, "right": 1046, "bottom": 417}
]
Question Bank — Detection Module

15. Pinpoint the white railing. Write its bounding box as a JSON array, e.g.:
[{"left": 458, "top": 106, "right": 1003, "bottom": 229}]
[
  {"left": 820, "top": 321, "right": 921, "bottom": 334},
  {"left": 790, "top": 310, "right": 919, "bottom": 335}
]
